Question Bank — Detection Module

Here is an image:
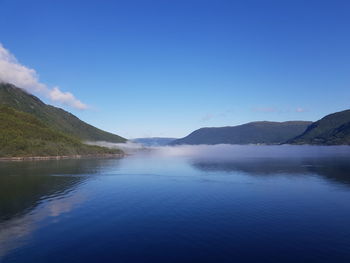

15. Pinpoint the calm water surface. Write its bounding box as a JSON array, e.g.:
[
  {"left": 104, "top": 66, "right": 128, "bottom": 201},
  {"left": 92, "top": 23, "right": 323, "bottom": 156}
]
[{"left": 1, "top": 145, "right": 350, "bottom": 263}]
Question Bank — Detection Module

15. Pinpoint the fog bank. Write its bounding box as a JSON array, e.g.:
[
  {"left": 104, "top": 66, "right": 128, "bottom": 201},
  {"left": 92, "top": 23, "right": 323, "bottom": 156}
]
[
  {"left": 88, "top": 142, "right": 350, "bottom": 160},
  {"left": 150, "top": 144, "right": 350, "bottom": 160}
]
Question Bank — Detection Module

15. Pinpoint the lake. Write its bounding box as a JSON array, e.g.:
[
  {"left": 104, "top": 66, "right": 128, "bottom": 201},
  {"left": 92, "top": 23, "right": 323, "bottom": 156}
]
[{"left": 1, "top": 145, "right": 350, "bottom": 263}]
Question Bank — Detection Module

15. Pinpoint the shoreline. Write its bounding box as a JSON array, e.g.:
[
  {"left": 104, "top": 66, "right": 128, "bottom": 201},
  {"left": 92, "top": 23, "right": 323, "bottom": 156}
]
[{"left": 0, "top": 153, "right": 124, "bottom": 162}]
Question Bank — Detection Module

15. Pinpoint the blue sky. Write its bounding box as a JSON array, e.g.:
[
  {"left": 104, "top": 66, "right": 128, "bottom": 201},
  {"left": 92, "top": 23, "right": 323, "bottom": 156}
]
[{"left": 1, "top": 0, "right": 350, "bottom": 138}]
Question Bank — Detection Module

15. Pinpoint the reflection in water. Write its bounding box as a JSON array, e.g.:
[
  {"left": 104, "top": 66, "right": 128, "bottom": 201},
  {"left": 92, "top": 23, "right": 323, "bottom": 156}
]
[
  {"left": 0, "top": 191, "right": 88, "bottom": 258},
  {"left": 150, "top": 145, "right": 350, "bottom": 186},
  {"left": 191, "top": 157, "right": 350, "bottom": 187},
  {"left": 0, "top": 158, "right": 120, "bottom": 220},
  {"left": 0, "top": 158, "right": 120, "bottom": 258},
  {"left": 1, "top": 147, "right": 350, "bottom": 263}
]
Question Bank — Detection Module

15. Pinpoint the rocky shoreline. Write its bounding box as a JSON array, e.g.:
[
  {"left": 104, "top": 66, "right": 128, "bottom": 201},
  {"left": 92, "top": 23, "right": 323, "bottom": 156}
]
[{"left": 0, "top": 153, "right": 124, "bottom": 162}]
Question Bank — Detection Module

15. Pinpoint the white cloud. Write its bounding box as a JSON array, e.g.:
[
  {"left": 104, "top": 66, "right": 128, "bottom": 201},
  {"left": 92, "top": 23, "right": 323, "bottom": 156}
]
[
  {"left": 296, "top": 107, "right": 306, "bottom": 112},
  {"left": 201, "top": 113, "right": 215, "bottom": 122},
  {"left": 49, "top": 86, "right": 87, "bottom": 110},
  {"left": 201, "top": 109, "right": 233, "bottom": 122},
  {"left": 0, "top": 43, "right": 87, "bottom": 110}
]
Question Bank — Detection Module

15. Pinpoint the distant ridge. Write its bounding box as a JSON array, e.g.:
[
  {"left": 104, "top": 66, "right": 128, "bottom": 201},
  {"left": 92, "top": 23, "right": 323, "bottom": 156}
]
[
  {"left": 0, "top": 83, "right": 126, "bottom": 143},
  {"left": 288, "top": 109, "right": 350, "bottom": 145},
  {"left": 172, "top": 121, "right": 312, "bottom": 145},
  {"left": 132, "top": 137, "right": 176, "bottom": 146}
]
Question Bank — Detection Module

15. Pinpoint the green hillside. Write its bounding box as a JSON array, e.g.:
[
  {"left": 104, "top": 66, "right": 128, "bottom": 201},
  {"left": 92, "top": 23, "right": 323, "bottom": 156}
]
[
  {"left": 289, "top": 109, "right": 350, "bottom": 145},
  {"left": 172, "top": 121, "right": 312, "bottom": 145},
  {"left": 0, "top": 83, "right": 126, "bottom": 143},
  {"left": 0, "top": 106, "right": 122, "bottom": 157}
]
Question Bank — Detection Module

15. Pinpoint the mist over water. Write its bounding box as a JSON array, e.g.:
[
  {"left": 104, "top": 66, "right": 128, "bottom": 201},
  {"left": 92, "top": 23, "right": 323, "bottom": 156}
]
[
  {"left": 1, "top": 145, "right": 350, "bottom": 263},
  {"left": 148, "top": 144, "right": 350, "bottom": 159},
  {"left": 90, "top": 141, "right": 350, "bottom": 159}
]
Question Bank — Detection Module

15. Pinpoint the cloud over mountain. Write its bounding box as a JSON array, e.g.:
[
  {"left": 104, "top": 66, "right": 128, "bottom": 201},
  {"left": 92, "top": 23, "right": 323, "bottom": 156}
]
[{"left": 0, "top": 43, "right": 87, "bottom": 110}]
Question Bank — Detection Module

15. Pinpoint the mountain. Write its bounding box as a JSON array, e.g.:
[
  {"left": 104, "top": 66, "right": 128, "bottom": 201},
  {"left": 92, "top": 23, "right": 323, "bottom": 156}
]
[
  {"left": 131, "top": 137, "right": 177, "bottom": 146},
  {"left": 0, "top": 83, "right": 126, "bottom": 143},
  {"left": 288, "top": 109, "right": 350, "bottom": 145},
  {"left": 0, "top": 106, "right": 122, "bottom": 157},
  {"left": 172, "top": 121, "right": 312, "bottom": 145}
]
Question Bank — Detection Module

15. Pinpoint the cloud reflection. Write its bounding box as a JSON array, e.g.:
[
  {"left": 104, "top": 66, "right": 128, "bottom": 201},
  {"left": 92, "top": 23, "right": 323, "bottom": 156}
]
[{"left": 0, "top": 191, "right": 88, "bottom": 258}]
